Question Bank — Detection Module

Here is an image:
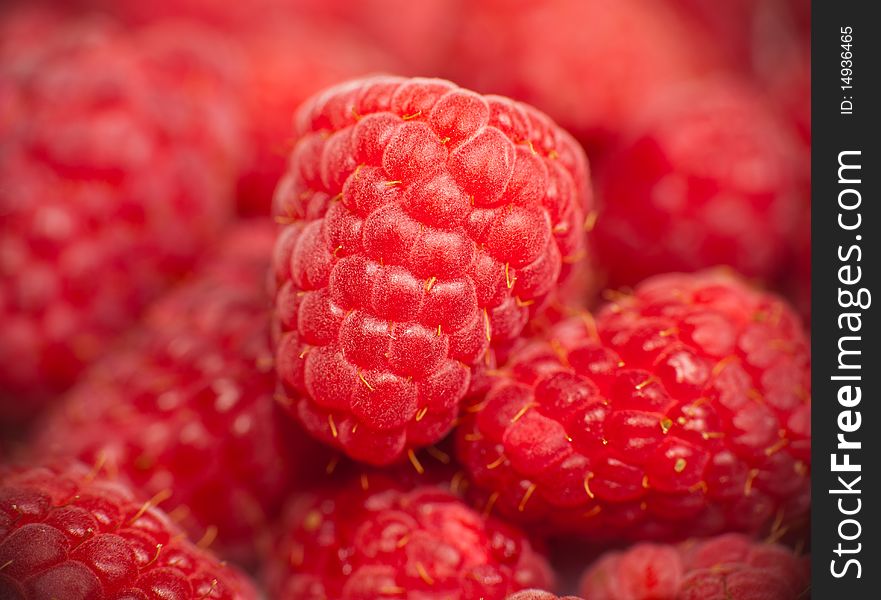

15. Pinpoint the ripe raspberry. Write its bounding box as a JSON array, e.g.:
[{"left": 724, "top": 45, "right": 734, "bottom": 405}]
[
  {"left": 0, "top": 14, "right": 245, "bottom": 419},
  {"left": 579, "top": 534, "right": 809, "bottom": 600},
  {"left": 0, "top": 461, "right": 257, "bottom": 600},
  {"left": 456, "top": 270, "right": 811, "bottom": 541},
  {"left": 236, "top": 19, "right": 396, "bottom": 215},
  {"left": 448, "top": 0, "right": 715, "bottom": 152},
  {"left": 31, "top": 222, "right": 317, "bottom": 562},
  {"left": 272, "top": 76, "right": 591, "bottom": 465},
  {"left": 593, "top": 81, "right": 803, "bottom": 288},
  {"left": 264, "top": 474, "right": 554, "bottom": 599}
]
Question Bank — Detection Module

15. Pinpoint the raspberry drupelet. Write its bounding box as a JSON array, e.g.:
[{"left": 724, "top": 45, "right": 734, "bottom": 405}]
[
  {"left": 456, "top": 270, "right": 811, "bottom": 541},
  {"left": 264, "top": 473, "right": 554, "bottom": 599},
  {"left": 0, "top": 13, "right": 245, "bottom": 420},
  {"left": 272, "top": 76, "right": 592, "bottom": 465},
  {"left": 32, "top": 222, "right": 317, "bottom": 562},
  {"left": 0, "top": 461, "right": 258, "bottom": 600},
  {"left": 579, "top": 534, "right": 809, "bottom": 600}
]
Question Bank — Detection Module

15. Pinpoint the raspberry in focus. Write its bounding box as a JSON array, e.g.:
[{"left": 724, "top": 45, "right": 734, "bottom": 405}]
[
  {"left": 456, "top": 270, "right": 811, "bottom": 540},
  {"left": 272, "top": 76, "right": 592, "bottom": 465}
]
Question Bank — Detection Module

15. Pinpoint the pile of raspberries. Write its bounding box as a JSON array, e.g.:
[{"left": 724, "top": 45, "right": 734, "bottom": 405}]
[{"left": 0, "top": 1, "right": 810, "bottom": 598}]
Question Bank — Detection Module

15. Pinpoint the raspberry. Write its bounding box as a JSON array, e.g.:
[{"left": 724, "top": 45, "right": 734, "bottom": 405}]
[
  {"left": 579, "top": 534, "right": 809, "bottom": 600},
  {"left": 593, "top": 81, "right": 803, "bottom": 288},
  {"left": 667, "top": 0, "right": 776, "bottom": 72},
  {"left": 456, "top": 270, "right": 811, "bottom": 541},
  {"left": 236, "top": 19, "right": 396, "bottom": 215},
  {"left": 0, "top": 461, "right": 257, "bottom": 600},
  {"left": 0, "top": 13, "right": 245, "bottom": 419},
  {"left": 272, "top": 76, "right": 591, "bottom": 465},
  {"left": 264, "top": 474, "right": 554, "bottom": 599},
  {"left": 448, "top": 0, "right": 714, "bottom": 152},
  {"left": 30, "top": 222, "right": 317, "bottom": 562}
]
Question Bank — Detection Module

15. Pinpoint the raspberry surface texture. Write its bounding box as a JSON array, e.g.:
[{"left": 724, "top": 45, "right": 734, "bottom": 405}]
[
  {"left": 272, "top": 76, "right": 591, "bottom": 465},
  {"left": 593, "top": 81, "right": 802, "bottom": 288},
  {"left": 0, "top": 461, "right": 258, "bottom": 600},
  {"left": 448, "top": 0, "right": 714, "bottom": 152},
  {"left": 456, "top": 270, "right": 811, "bottom": 540},
  {"left": 265, "top": 475, "right": 554, "bottom": 599},
  {"left": 579, "top": 534, "right": 809, "bottom": 600},
  {"left": 32, "top": 222, "right": 314, "bottom": 562},
  {"left": 0, "top": 12, "right": 245, "bottom": 419}
]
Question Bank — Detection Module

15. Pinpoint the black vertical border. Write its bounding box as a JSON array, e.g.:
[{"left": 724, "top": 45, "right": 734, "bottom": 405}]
[{"left": 812, "top": 1, "right": 880, "bottom": 596}]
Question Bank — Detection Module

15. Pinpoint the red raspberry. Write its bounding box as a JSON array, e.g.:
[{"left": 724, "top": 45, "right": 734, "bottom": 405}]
[
  {"left": 236, "top": 19, "right": 396, "bottom": 215},
  {"left": 0, "top": 13, "right": 245, "bottom": 419},
  {"left": 30, "top": 222, "right": 318, "bottom": 562},
  {"left": 449, "top": 0, "right": 715, "bottom": 152},
  {"left": 272, "top": 76, "right": 591, "bottom": 465},
  {"left": 593, "top": 81, "right": 803, "bottom": 288},
  {"left": 579, "top": 534, "right": 809, "bottom": 600},
  {"left": 264, "top": 474, "right": 554, "bottom": 599},
  {"left": 456, "top": 270, "right": 811, "bottom": 541},
  {"left": 0, "top": 461, "right": 257, "bottom": 600}
]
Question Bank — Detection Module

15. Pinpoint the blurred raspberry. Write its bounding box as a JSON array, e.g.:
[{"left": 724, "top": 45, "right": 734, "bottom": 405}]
[
  {"left": 72, "top": 0, "right": 459, "bottom": 76},
  {"left": 784, "top": 205, "right": 811, "bottom": 324},
  {"left": 666, "top": 0, "right": 803, "bottom": 72},
  {"left": 449, "top": 0, "right": 716, "bottom": 152},
  {"left": 290, "top": 0, "right": 462, "bottom": 75},
  {"left": 593, "top": 81, "right": 803, "bottom": 288},
  {"left": 0, "top": 12, "right": 245, "bottom": 419},
  {"left": 272, "top": 76, "right": 591, "bottom": 465},
  {"left": 265, "top": 474, "right": 554, "bottom": 599},
  {"left": 31, "top": 222, "right": 319, "bottom": 562},
  {"left": 457, "top": 270, "right": 811, "bottom": 541},
  {"left": 579, "top": 534, "right": 809, "bottom": 600},
  {"left": 0, "top": 461, "right": 258, "bottom": 599},
  {"left": 67, "top": 0, "right": 290, "bottom": 29},
  {"left": 236, "top": 19, "right": 397, "bottom": 215}
]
